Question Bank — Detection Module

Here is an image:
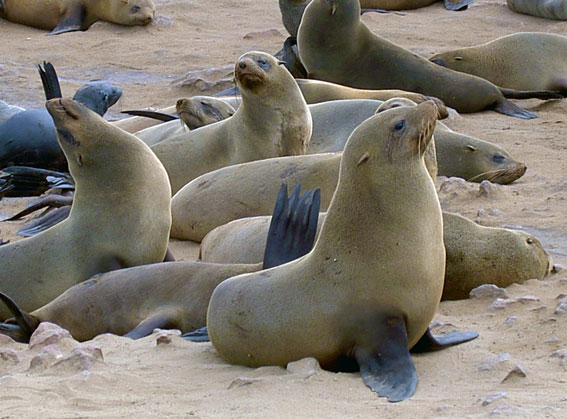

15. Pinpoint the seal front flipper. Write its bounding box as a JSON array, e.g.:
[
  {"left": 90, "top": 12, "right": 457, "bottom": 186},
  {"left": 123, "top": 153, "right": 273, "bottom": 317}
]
[
  {"left": 353, "top": 315, "right": 417, "bottom": 402},
  {"left": 443, "top": 0, "right": 473, "bottom": 11},
  {"left": 123, "top": 312, "right": 181, "bottom": 339},
  {"left": 493, "top": 99, "right": 537, "bottom": 119},
  {"left": 121, "top": 110, "right": 180, "bottom": 122},
  {"left": 17, "top": 206, "right": 71, "bottom": 237},
  {"left": 37, "top": 62, "right": 62, "bottom": 100},
  {"left": 0, "top": 292, "right": 40, "bottom": 343},
  {"left": 411, "top": 328, "right": 478, "bottom": 353},
  {"left": 181, "top": 326, "right": 209, "bottom": 342},
  {"left": 48, "top": 5, "right": 86, "bottom": 35}
]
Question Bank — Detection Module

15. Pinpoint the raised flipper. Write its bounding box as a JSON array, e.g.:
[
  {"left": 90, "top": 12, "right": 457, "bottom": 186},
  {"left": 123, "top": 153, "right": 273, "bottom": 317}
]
[
  {"left": 17, "top": 206, "right": 71, "bottom": 237},
  {"left": 0, "top": 292, "right": 40, "bottom": 343},
  {"left": 4, "top": 194, "right": 73, "bottom": 221},
  {"left": 493, "top": 99, "right": 537, "bottom": 119},
  {"left": 1, "top": 166, "right": 73, "bottom": 197},
  {"left": 48, "top": 5, "right": 86, "bottom": 35},
  {"left": 444, "top": 0, "right": 473, "bottom": 11},
  {"left": 410, "top": 328, "right": 478, "bottom": 353},
  {"left": 123, "top": 312, "right": 180, "bottom": 339},
  {"left": 37, "top": 62, "right": 62, "bottom": 100},
  {"left": 354, "top": 315, "right": 417, "bottom": 402},
  {"left": 121, "top": 110, "right": 180, "bottom": 122}
]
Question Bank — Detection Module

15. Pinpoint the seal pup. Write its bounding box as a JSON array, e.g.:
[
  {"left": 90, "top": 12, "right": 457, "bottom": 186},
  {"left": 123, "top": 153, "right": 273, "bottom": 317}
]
[
  {"left": 430, "top": 32, "right": 567, "bottom": 92},
  {"left": 297, "top": 0, "right": 561, "bottom": 118},
  {"left": 507, "top": 0, "right": 567, "bottom": 20},
  {"left": 0, "top": 184, "right": 320, "bottom": 342},
  {"left": 205, "top": 101, "right": 477, "bottom": 402},
  {"left": 0, "top": 0, "right": 155, "bottom": 35},
  {"left": 0, "top": 98, "right": 171, "bottom": 319},
  {"left": 151, "top": 51, "right": 312, "bottom": 194}
]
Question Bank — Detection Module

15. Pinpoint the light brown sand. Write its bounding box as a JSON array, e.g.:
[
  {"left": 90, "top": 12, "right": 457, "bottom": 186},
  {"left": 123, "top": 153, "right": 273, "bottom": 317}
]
[{"left": 1, "top": 0, "right": 567, "bottom": 416}]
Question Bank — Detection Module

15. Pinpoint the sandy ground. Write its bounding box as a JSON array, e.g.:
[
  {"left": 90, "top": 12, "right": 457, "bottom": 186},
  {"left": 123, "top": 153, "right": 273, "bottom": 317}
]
[{"left": 1, "top": 0, "right": 567, "bottom": 416}]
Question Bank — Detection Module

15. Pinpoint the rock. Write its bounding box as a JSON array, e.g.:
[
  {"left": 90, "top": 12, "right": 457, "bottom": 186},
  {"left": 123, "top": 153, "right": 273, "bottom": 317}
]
[
  {"left": 286, "top": 357, "right": 321, "bottom": 379},
  {"left": 470, "top": 284, "right": 509, "bottom": 299},
  {"left": 481, "top": 392, "right": 507, "bottom": 406},
  {"left": 501, "top": 365, "right": 526, "bottom": 383},
  {"left": 477, "top": 353, "right": 509, "bottom": 372},
  {"left": 172, "top": 65, "right": 234, "bottom": 94},
  {"left": 552, "top": 264, "right": 565, "bottom": 274},
  {"left": 228, "top": 377, "right": 263, "bottom": 389},
  {"left": 29, "top": 344, "right": 64, "bottom": 371},
  {"left": 550, "top": 350, "right": 566, "bottom": 366},
  {"left": 154, "top": 329, "right": 181, "bottom": 345},
  {"left": 504, "top": 316, "right": 516, "bottom": 324},
  {"left": 0, "top": 348, "right": 20, "bottom": 364},
  {"left": 29, "top": 323, "right": 75, "bottom": 350},
  {"left": 554, "top": 297, "right": 567, "bottom": 315},
  {"left": 249, "top": 366, "right": 288, "bottom": 377},
  {"left": 517, "top": 295, "right": 539, "bottom": 304},
  {"left": 491, "top": 299, "right": 518, "bottom": 310},
  {"left": 51, "top": 345, "right": 103, "bottom": 372},
  {"left": 478, "top": 180, "right": 501, "bottom": 198}
]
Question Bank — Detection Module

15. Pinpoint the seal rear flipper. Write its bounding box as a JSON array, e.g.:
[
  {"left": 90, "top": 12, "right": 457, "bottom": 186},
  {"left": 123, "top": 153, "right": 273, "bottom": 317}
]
[
  {"left": 410, "top": 328, "right": 478, "bottom": 353},
  {"left": 263, "top": 183, "right": 321, "bottom": 269},
  {"left": 354, "top": 315, "right": 417, "bottom": 402},
  {"left": 48, "top": 5, "right": 86, "bottom": 35},
  {"left": 443, "top": 0, "right": 473, "bottom": 11},
  {"left": 0, "top": 292, "right": 40, "bottom": 343},
  {"left": 123, "top": 313, "right": 180, "bottom": 339},
  {"left": 493, "top": 99, "right": 537, "bottom": 119},
  {"left": 500, "top": 88, "right": 564, "bottom": 100},
  {"left": 16, "top": 206, "right": 71, "bottom": 237},
  {"left": 120, "top": 110, "right": 180, "bottom": 122},
  {"left": 37, "top": 62, "right": 62, "bottom": 100},
  {"left": 181, "top": 326, "right": 210, "bottom": 342}
]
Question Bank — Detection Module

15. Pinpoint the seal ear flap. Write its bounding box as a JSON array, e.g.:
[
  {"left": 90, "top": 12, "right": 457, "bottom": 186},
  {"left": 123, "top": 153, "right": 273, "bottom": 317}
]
[
  {"left": 410, "top": 328, "right": 478, "bottom": 353},
  {"left": 0, "top": 292, "right": 40, "bottom": 343},
  {"left": 48, "top": 5, "right": 86, "bottom": 35},
  {"left": 357, "top": 152, "right": 370, "bottom": 166},
  {"left": 466, "top": 145, "right": 477, "bottom": 152},
  {"left": 354, "top": 315, "right": 418, "bottom": 402}
]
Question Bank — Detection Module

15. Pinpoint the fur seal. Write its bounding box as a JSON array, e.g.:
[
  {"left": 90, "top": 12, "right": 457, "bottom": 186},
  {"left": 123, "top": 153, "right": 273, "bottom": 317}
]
[
  {"left": 430, "top": 32, "right": 567, "bottom": 92},
  {"left": 296, "top": 0, "right": 560, "bottom": 118},
  {"left": 0, "top": 98, "right": 171, "bottom": 319},
  {"left": 507, "top": 0, "right": 567, "bottom": 20},
  {"left": 151, "top": 51, "right": 312, "bottom": 194},
  {"left": 205, "top": 101, "right": 477, "bottom": 402},
  {"left": 0, "top": 184, "right": 320, "bottom": 342},
  {"left": 0, "top": 0, "right": 155, "bottom": 35},
  {"left": 199, "top": 212, "right": 551, "bottom": 301},
  {"left": 0, "top": 63, "right": 122, "bottom": 172}
]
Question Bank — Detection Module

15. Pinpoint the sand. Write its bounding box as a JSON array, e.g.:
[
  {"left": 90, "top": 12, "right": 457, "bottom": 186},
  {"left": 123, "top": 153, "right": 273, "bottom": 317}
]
[{"left": 1, "top": 0, "right": 567, "bottom": 416}]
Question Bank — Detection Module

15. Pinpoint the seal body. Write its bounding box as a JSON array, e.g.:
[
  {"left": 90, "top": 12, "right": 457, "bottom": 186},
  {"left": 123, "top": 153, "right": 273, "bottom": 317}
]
[
  {"left": 0, "top": 99, "right": 171, "bottom": 319},
  {"left": 207, "top": 102, "right": 444, "bottom": 401},
  {"left": 1, "top": 0, "right": 155, "bottom": 34},
  {"left": 507, "top": 0, "right": 567, "bottom": 20},
  {"left": 0, "top": 100, "right": 24, "bottom": 124},
  {"left": 430, "top": 32, "right": 567, "bottom": 91},
  {"left": 151, "top": 51, "right": 312, "bottom": 194}
]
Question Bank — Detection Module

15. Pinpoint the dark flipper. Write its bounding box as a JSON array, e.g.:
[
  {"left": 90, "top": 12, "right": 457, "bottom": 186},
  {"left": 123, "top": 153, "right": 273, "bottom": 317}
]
[
  {"left": 0, "top": 171, "right": 13, "bottom": 199},
  {"left": 354, "top": 315, "right": 417, "bottom": 403},
  {"left": 4, "top": 194, "right": 73, "bottom": 221},
  {"left": 48, "top": 5, "right": 86, "bottom": 35},
  {"left": 263, "top": 183, "right": 320, "bottom": 269},
  {"left": 37, "top": 62, "right": 62, "bottom": 100},
  {"left": 17, "top": 205, "right": 71, "bottom": 237},
  {"left": 0, "top": 292, "right": 40, "bottom": 343},
  {"left": 360, "top": 9, "right": 405, "bottom": 16},
  {"left": 274, "top": 37, "right": 307, "bottom": 79},
  {"left": 443, "top": 0, "right": 473, "bottom": 11},
  {"left": 121, "top": 110, "right": 180, "bottom": 122},
  {"left": 1, "top": 166, "right": 72, "bottom": 197},
  {"left": 500, "top": 88, "right": 565, "bottom": 100},
  {"left": 411, "top": 328, "right": 479, "bottom": 353},
  {"left": 181, "top": 326, "right": 209, "bottom": 342},
  {"left": 124, "top": 313, "right": 178, "bottom": 339},
  {"left": 493, "top": 99, "right": 537, "bottom": 119}
]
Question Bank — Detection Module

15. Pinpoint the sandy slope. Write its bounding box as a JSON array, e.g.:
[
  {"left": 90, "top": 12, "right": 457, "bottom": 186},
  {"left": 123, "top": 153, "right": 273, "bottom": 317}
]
[{"left": 1, "top": 0, "right": 567, "bottom": 416}]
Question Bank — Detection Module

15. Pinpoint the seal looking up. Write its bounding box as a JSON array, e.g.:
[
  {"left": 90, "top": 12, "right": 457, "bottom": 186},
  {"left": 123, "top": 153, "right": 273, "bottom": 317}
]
[
  {"left": 0, "top": 98, "right": 171, "bottom": 319},
  {"left": 206, "top": 101, "right": 477, "bottom": 402},
  {"left": 0, "top": 0, "right": 155, "bottom": 35}
]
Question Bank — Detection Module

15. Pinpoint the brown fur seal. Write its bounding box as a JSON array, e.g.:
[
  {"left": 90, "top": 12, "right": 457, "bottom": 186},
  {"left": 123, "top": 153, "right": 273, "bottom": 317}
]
[
  {"left": 151, "top": 51, "right": 312, "bottom": 194},
  {"left": 205, "top": 101, "right": 477, "bottom": 402},
  {"left": 176, "top": 96, "right": 235, "bottom": 130},
  {"left": 200, "top": 212, "right": 551, "bottom": 301},
  {"left": 507, "top": 0, "right": 567, "bottom": 20},
  {"left": 0, "top": 98, "right": 171, "bottom": 319},
  {"left": 430, "top": 32, "right": 567, "bottom": 92},
  {"left": 0, "top": 0, "right": 155, "bottom": 35},
  {"left": 297, "top": 0, "right": 559, "bottom": 118}
]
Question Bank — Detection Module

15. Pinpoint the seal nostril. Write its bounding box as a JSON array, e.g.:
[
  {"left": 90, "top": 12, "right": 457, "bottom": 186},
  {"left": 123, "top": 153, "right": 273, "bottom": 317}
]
[{"left": 239, "top": 62, "right": 246, "bottom": 69}]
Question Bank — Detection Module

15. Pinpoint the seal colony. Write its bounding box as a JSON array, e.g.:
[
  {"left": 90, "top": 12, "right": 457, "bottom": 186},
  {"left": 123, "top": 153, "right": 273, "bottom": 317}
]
[{"left": 0, "top": 0, "right": 155, "bottom": 35}]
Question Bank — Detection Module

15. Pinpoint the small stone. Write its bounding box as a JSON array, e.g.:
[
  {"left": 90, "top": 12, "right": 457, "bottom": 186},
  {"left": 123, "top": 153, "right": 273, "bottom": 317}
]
[
  {"left": 501, "top": 365, "right": 527, "bottom": 383},
  {"left": 470, "top": 284, "right": 510, "bottom": 299},
  {"left": 52, "top": 345, "right": 103, "bottom": 372},
  {"left": 228, "top": 377, "right": 262, "bottom": 389},
  {"left": 286, "top": 357, "right": 321, "bottom": 379},
  {"left": 504, "top": 316, "right": 516, "bottom": 324},
  {"left": 491, "top": 298, "right": 517, "bottom": 310},
  {"left": 243, "top": 29, "right": 282, "bottom": 39},
  {"left": 554, "top": 299, "right": 567, "bottom": 315},
  {"left": 0, "top": 348, "right": 20, "bottom": 364},
  {"left": 482, "top": 392, "right": 507, "bottom": 406},
  {"left": 249, "top": 366, "right": 288, "bottom": 377},
  {"left": 0, "top": 334, "right": 16, "bottom": 345},
  {"left": 29, "top": 344, "right": 64, "bottom": 371},
  {"left": 478, "top": 181, "right": 501, "bottom": 197},
  {"left": 477, "top": 353, "right": 509, "bottom": 372},
  {"left": 552, "top": 264, "right": 565, "bottom": 274},
  {"left": 517, "top": 295, "right": 539, "bottom": 304},
  {"left": 550, "top": 350, "right": 566, "bottom": 366},
  {"left": 530, "top": 305, "right": 546, "bottom": 312},
  {"left": 29, "top": 322, "right": 73, "bottom": 350},
  {"left": 154, "top": 329, "right": 181, "bottom": 345},
  {"left": 544, "top": 336, "right": 559, "bottom": 344}
]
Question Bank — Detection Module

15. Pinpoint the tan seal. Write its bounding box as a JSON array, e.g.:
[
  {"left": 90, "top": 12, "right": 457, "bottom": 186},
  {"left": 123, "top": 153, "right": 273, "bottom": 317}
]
[
  {"left": 206, "top": 101, "right": 477, "bottom": 402},
  {"left": 507, "top": 0, "right": 567, "bottom": 20},
  {"left": 430, "top": 32, "right": 567, "bottom": 92},
  {"left": 0, "top": 0, "right": 155, "bottom": 35},
  {"left": 151, "top": 51, "right": 312, "bottom": 194},
  {"left": 0, "top": 98, "right": 171, "bottom": 319},
  {"left": 297, "top": 0, "right": 557, "bottom": 118}
]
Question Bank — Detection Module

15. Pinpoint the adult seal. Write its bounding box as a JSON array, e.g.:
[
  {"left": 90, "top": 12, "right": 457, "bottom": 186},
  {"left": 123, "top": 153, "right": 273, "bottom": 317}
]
[
  {"left": 206, "top": 102, "right": 477, "bottom": 402},
  {"left": 151, "top": 51, "right": 312, "bottom": 194},
  {"left": 0, "top": 0, "right": 155, "bottom": 35},
  {"left": 0, "top": 98, "right": 171, "bottom": 319},
  {"left": 297, "top": 0, "right": 560, "bottom": 118},
  {"left": 430, "top": 32, "right": 567, "bottom": 92},
  {"left": 507, "top": 0, "right": 567, "bottom": 20}
]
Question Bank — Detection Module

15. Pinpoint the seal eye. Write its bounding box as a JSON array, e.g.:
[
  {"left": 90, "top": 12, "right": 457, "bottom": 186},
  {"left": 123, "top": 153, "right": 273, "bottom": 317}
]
[
  {"left": 393, "top": 120, "right": 405, "bottom": 132},
  {"left": 492, "top": 154, "right": 505, "bottom": 163},
  {"left": 131, "top": 5, "right": 140, "bottom": 13},
  {"left": 257, "top": 59, "right": 270, "bottom": 70},
  {"left": 526, "top": 238, "right": 534, "bottom": 244}
]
